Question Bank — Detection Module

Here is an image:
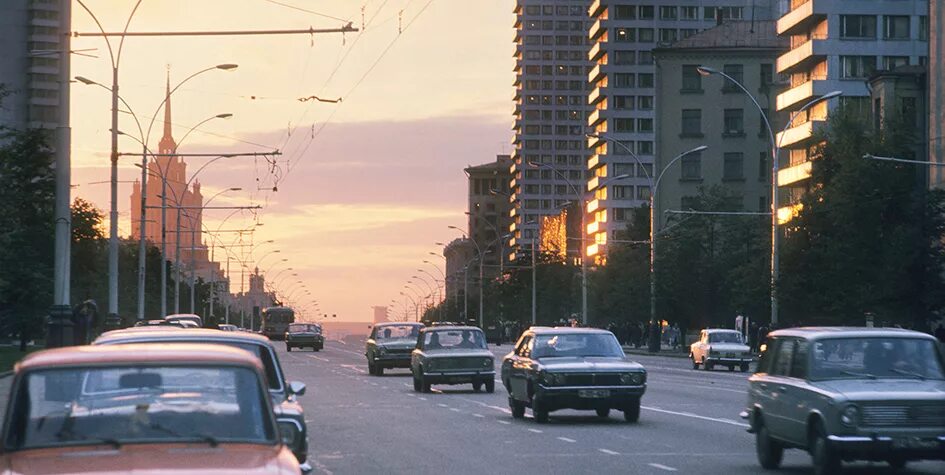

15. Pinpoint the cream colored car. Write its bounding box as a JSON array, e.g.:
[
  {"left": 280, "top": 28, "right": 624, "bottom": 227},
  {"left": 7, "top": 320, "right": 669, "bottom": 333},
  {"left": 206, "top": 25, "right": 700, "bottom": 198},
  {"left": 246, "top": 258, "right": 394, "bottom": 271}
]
[{"left": 690, "top": 328, "right": 752, "bottom": 372}]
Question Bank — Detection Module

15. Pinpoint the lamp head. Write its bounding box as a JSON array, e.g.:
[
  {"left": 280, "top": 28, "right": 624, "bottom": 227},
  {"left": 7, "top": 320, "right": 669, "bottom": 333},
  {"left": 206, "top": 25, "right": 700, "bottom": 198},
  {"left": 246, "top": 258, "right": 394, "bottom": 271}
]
[
  {"left": 216, "top": 113, "right": 234, "bottom": 119},
  {"left": 696, "top": 65, "right": 718, "bottom": 76},
  {"left": 74, "top": 76, "right": 96, "bottom": 85},
  {"left": 216, "top": 64, "right": 239, "bottom": 71}
]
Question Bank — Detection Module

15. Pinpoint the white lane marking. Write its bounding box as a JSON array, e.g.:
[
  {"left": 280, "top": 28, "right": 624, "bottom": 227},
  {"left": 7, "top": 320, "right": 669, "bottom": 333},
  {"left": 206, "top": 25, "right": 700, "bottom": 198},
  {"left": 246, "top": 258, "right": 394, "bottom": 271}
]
[
  {"left": 642, "top": 406, "right": 749, "bottom": 428},
  {"left": 455, "top": 397, "right": 513, "bottom": 415},
  {"left": 598, "top": 448, "right": 619, "bottom": 456},
  {"left": 473, "top": 414, "right": 485, "bottom": 418},
  {"left": 527, "top": 428, "right": 543, "bottom": 434},
  {"left": 557, "top": 437, "right": 576, "bottom": 443},
  {"left": 449, "top": 408, "right": 461, "bottom": 413},
  {"left": 498, "top": 420, "right": 511, "bottom": 425},
  {"left": 494, "top": 378, "right": 502, "bottom": 383},
  {"left": 403, "top": 383, "right": 412, "bottom": 388},
  {"left": 437, "top": 403, "right": 449, "bottom": 408},
  {"left": 418, "top": 397, "right": 427, "bottom": 401},
  {"left": 648, "top": 463, "right": 678, "bottom": 472},
  {"left": 431, "top": 388, "right": 443, "bottom": 394},
  {"left": 307, "top": 355, "right": 330, "bottom": 362}
]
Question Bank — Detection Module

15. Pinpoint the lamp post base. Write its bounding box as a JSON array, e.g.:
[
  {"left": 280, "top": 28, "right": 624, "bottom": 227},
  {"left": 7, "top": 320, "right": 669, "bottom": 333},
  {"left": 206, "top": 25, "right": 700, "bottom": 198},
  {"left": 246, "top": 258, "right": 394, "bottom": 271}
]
[{"left": 45, "top": 304, "right": 75, "bottom": 348}]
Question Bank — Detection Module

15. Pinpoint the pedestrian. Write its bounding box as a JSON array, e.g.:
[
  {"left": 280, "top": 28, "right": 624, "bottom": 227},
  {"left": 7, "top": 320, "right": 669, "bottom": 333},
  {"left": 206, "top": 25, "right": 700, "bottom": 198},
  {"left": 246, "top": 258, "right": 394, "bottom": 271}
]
[
  {"left": 757, "top": 323, "right": 770, "bottom": 352},
  {"left": 748, "top": 322, "right": 759, "bottom": 352}
]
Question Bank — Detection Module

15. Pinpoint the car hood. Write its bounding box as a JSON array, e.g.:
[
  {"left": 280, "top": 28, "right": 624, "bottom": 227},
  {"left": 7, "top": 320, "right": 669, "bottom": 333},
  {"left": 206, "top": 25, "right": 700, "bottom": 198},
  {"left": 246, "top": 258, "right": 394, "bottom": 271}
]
[
  {"left": 421, "top": 349, "right": 492, "bottom": 358},
  {"left": 706, "top": 343, "right": 750, "bottom": 352},
  {"left": 538, "top": 356, "right": 645, "bottom": 372},
  {"left": 377, "top": 338, "right": 417, "bottom": 349},
  {"left": 0, "top": 443, "right": 298, "bottom": 474},
  {"left": 816, "top": 379, "right": 945, "bottom": 401}
]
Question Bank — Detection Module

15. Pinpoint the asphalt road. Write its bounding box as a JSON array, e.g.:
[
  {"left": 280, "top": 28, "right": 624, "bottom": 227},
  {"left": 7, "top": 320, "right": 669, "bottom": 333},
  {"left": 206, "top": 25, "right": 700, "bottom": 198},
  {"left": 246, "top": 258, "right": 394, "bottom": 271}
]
[{"left": 279, "top": 340, "right": 945, "bottom": 475}]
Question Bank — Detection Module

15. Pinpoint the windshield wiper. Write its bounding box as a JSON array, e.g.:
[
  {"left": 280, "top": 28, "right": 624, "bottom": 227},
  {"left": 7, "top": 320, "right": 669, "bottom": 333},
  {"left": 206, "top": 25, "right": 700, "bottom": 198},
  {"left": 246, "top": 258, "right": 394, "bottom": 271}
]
[
  {"left": 890, "top": 368, "right": 926, "bottom": 380},
  {"left": 840, "top": 370, "right": 876, "bottom": 379},
  {"left": 55, "top": 432, "right": 122, "bottom": 449},
  {"left": 149, "top": 421, "right": 219, "bottom": 447}
]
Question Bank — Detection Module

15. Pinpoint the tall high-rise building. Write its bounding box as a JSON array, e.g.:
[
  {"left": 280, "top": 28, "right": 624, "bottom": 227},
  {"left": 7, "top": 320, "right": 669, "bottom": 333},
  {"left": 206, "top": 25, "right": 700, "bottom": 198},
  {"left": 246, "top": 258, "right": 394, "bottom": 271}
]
[
  {"left": 774, "top": 0, "right": 929, "bottom": 210},
  {"left": 510, "top": 0, "right": 593, "bottom": 255},
  {"left": 0, "top": 0, "right": 66, "bottom": 131},
  {"left": 466, "top": 155, "right": 513, "bottom": 272},
  {"left": 586, "top": 0, "right": 781, "bottom": 258},
  {"left": 930, "top": 0, "right": 943, "bottom": 187}
]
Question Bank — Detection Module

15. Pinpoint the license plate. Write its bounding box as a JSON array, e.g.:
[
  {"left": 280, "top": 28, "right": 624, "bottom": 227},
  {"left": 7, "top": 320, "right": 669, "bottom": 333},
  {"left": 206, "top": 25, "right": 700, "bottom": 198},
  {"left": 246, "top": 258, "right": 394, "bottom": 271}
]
[
  {"left": 892, "top": 438, "right": 940, "bottom": 450},
  {"left": 578, "top": 389, "right": 610, "bottom": 398}
]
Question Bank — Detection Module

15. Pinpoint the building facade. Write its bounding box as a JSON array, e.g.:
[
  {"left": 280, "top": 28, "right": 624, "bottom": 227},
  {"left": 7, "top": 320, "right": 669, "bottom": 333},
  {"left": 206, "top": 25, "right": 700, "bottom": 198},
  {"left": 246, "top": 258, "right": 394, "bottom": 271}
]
[
  {"left": 586, "top": 0, "right": 782, "bottom": 258},
  {"left": 653, "top": 20, "right": 788, "bottom": 228},
  {"left": 0, "top": 0, "right": 65, "bottom": 131},
  {"left": 869, "top": 65, "right": 928, "bottom": 168},
  {"left": 510, "top": 0, "right": 594, "bottom": 253},
  {"left": 774, "top": 0, "right": 929, "bottom": 212},
  {"left": 466, "top": 155, "right": 513, "bottom": 273},
  {"left": 930, "top": 0, "right": 943, "bottom": 187}
]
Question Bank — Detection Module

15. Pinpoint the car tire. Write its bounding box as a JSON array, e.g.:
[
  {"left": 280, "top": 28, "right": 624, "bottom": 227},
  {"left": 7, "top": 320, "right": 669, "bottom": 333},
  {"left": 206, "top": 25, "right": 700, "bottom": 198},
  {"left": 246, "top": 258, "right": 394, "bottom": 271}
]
[
  {"left": 729, "top": 365, "right": 735, "bottom": 372},
  {"left": 510, "top": 398, "right": 526, "bottom": 419},
  {"left": 596, "top": 408, "right": 610, "bottom": 418},
  {"left": 485, "top": 379, "right": 495, "bottom": 393},
  {"left": 473, "top": 382, "right": 483, "bottom": 392},
  {"left": 755, "top": 423, "right": 783, "bottom": 470},
  {"left": 376, "top": 366, "right": 384, "bottom": 376},
  {"left": 623, "top": 399, "right": 640, "bottom": 423},
  {"left": 740, "top": 363, "right": 749, "bottom": 372},
  {"left": 533, "top": 405, "right": 549, "bottom": 424},
  {"left": 810, "top": 422, "right": 840, "bottom": 475},
  {"left": 367, "top": 362, "right": 376, "bottom": 376},
  {"left": 286, "top": 345, "right": 292, "bottom": 352},
  {"left": 705, "top": 360, "right": 714, "bottom": 371},
  {"left": 691, "top": 355, "right": 699, "bottom": 370}
]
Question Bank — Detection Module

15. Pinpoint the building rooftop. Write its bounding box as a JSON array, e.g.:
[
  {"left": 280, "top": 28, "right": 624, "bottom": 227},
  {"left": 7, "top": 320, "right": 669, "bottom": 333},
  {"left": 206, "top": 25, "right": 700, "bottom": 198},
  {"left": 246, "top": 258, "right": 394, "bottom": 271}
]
[
  {"left": 465, "top": 155, "right": 512, "bottom": 174},
  {"left": 656, "top": 21, "right": 787, "bottom": 52}
]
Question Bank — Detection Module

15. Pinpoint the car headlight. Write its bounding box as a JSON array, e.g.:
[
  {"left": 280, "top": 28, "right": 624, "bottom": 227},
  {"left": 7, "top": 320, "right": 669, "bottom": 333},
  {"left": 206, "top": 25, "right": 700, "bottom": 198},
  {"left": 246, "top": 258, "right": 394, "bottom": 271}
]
[
  {"left": 482, "top": 358, "right": 492, "bottom": 368},
  {"left": 619, "top": 373, "right": 633, "bottom": 385},
  {"left": 621, "top": 372, "right": 645, "bottom": 385},
  {"left": 840, "top": 404, "right": 860, "bottom": 427},
  {"left": 426, "top": 360, "right": 436, "bottom": 371},
  {"left": 377, "top": 347, "right": 387, "bottom": 355},
  {"left": 277, "top": 419, "right": 302, "bottom": 448},
  {"left": 540, "top": 372, "right": 564, "bottom": 386}
]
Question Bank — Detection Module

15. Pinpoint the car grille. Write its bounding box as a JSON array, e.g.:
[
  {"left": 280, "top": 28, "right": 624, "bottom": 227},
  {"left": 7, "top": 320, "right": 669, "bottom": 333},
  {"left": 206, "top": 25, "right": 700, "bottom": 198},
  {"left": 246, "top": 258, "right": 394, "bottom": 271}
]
[
  {"left": 432, "top": 357, "right": 486, "bottom": 371},
  {"left": 562, "top": 373, "right": 622, "bottom": 386},
  {"left": 861, "top": 404, "right": 945, "bottom": 428},
  {"left": 386, "top": 348, "right": 412, "bottom": 354}
]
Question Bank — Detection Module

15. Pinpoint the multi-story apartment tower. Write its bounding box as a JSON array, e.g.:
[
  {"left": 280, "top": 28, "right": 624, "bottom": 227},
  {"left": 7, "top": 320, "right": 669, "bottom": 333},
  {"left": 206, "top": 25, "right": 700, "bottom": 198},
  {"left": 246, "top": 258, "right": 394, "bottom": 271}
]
[
  {"left": 586, "top": 0, "right": 781, "bottom": 258},
  {"left": 930, "top": 0, "right": 943, "bottom": 187},
  {"left": 0, "top": 0, "right": 66, "bottom": 131},
  {"left": 466, "top": 155, "right": 513, "bottom": 273},
  {"left": 775, "top": 0, "right": 929, "bottom": 209},
  {"left": 510, "top": 0, "right": 593, "bottom": 256}
]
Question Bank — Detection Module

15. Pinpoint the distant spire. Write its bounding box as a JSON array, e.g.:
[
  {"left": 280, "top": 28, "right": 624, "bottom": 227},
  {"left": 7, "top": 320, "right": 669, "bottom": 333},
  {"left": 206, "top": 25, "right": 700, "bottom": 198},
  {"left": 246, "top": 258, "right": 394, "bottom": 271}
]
[{"left": 158, "top": 67, "right": 177, "bottom": 154}]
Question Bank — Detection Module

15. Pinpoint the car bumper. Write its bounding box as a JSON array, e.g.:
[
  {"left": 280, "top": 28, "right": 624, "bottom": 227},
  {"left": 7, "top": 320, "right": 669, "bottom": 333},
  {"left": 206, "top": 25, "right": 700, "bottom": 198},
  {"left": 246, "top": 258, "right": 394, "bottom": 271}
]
[
  {"left": 536, "top": 385, "right": 647, "bottom": 411},
  {"left": 287, "top": 338, "right": 323, "bottom": 346},
  {"left": 705, "top": 356, "right": 752, "bottom": 365},
  {"left": 373, "top": 354, "right": 412, "bottom": 368},
  {"left": 827, "top": 434, "right": 945, "bottom": 460},
  {"left": 423, "top": 370, "right": 495, "bottom": 385}
]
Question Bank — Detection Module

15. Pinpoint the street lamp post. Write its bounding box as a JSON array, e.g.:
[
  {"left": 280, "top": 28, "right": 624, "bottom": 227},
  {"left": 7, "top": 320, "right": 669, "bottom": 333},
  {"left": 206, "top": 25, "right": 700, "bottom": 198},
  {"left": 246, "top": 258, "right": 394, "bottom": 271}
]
[{"left": 448, "top": 226, "right": 485, "bottom": 328}]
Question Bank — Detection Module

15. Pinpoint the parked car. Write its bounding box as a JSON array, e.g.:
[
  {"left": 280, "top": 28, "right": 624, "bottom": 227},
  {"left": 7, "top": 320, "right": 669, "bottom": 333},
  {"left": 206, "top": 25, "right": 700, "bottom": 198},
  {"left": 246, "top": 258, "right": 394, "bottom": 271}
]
[
  {"left": 366, "top": 322, "right": 424, "bottom": 375},
  {"left": 285, "top": 323, "right": 324, "bottom": 352},
  {"left": 411, "top": 325, "right": 495, "bottom": 393},
  {"left": 93, "top": 328, "right": 310, "bottom": 472},
  {"left": 502, "top": 327, "right": 647, "bottom": 423},
  {"left": 165, "top": 313, "right": 203, "bottom": 328},
  {"left": 741, "top": 327, "right": 945, "bottom": 475},
  {"left": 0, "top": 343, "right": 300, "bottom": 474},
  {"left": 690, "top": 328, "right": 753, "bottom": 372}
]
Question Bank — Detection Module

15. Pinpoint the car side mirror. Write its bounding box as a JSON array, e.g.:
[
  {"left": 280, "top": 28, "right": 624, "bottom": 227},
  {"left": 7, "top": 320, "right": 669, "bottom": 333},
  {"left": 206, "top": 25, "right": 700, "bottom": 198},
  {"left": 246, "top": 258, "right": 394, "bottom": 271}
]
[{"left": 288, "top": 380, "right": 306, "bottom": 396}]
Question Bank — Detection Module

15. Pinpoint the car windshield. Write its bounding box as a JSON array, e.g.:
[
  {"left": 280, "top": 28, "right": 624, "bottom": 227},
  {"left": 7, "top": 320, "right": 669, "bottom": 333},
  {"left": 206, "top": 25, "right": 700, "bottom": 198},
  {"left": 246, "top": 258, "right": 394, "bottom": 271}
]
[
  {"left": 423, "top": 329, "right": 486, "bottom": 349},
  {"left": 376, "top": 325, "right": 421, "bottom": 341},
  {"left": 810, "top": 337, "right": 945, "bottom": 381},
  {"left": 288, "top": 324, "right": 320, "bottom": 333},
  {"left": 532, "top": 333, "right": 624, "bottom": 358},
  {"left": 708, "top": 332, "right": 743, "bottom": 344},
  {"left": 6, "top": 365, "right": 276, "bottom": 451}
]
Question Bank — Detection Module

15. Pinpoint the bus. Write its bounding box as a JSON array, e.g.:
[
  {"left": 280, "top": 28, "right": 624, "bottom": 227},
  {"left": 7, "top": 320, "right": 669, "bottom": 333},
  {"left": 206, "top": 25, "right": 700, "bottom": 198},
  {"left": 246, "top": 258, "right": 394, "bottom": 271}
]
[{"left": 261, "top": 306, "right": 295, "bottom": 340}]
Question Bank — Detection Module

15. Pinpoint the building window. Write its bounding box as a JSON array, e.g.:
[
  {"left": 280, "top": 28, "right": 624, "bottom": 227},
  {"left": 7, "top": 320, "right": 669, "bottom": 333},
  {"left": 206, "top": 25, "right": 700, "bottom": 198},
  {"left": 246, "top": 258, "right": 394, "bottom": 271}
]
[
  {"left": 840, "top": 15, "right": 877, "bottom": 39},
  {"left": 637, "top": 141, "right": 653, "bottom": 155},
  {"left": 614, "top": 163, "right": 634, "bottom": 176},
  {"left": 659, "top": 28, "right": 678, "bottom": 43},
  {"left": 681, "top": 109, "right": 702, "bottom": 136},
  {"left": 723, "top": 109, "right": 744, "bottom": 135},
  {"left": 883, "top": 56, "right": 908, "bottom": 70},
  {"left": 638, "top": 73, "right": 654, "bottom": 88},
  {"left": 840, "top": 56, "right": 877, "bottom": 78},
  {"left": 681, "top": 153, "right": 701, "bottom": 180},
  {"left": 638, "top": 164, "right": 653, "bottom": 178},
  {"left": 883, "top": 15, "right": 910, "bottom": 40},
  {"left": 638, "top": 96, "right": 653, "bottom": 110},
  {"left": 613, "top": 208, "right": 629, "bottom": 221},
  {"left": 613, "top": 185, "right": 633, "bottom": 200},
  {"left": 638, "top": 118, "right": 653, "bottom": 133},
  {"left": 704, "top": 6, "right": 743, "bottom": 21},
  {"left": 638, "top": 28, "right": 654, "bottom": 43},
  {"left": 900, "top": 96, "right": 917, "bottom": 128},
  {"left": 723, "top": 152, "right": 744, "bottom": 180},
  {"left": 680, "top": 29, "right": 698, "bottom": 39},
  {"left": 614, "top": 5, "right": 636, "bottom": 20},
  {"left": 919, "top": 16, "right": 929, "bottom": 41},
  {"left": 759, "top": 153, "right": 768, "bottom": 181},
  {"left": 659, "top": 6, "right": 677, "bottom": 20},
  {"left": 615, "top": 28, "right": 635, "bottom": 42},
  {"left": 680, "top": 6, "right": 698, "bottom": 20},
  {"left": 722, "top": 64, "right": 744, "bottom": 92},
  {"left": 614, "top": 96, "right": 635, "bottom": 110},
  {"left": 760, "top": 64, "right": 774, "bottom": 87},
  {"left": 614, "top": 73, "right": 634, "bottom": 88},
  {"left": 682, "top": 65, "right": 702, "bottom": 91},
  {"left": 636, "top": 185, "right": 651, "bottom": 200},
  {"left": 638, "top": 51, "right": 653, "bottom": 65},
  {"left": 639, "top": 5, "right": 654, "bottom": 20},
  {"left": 614, "top": 118, "right": 635, "bottom": 132},
  {"left": 614, "top": 50, "right": 636, "bottom": 65}
]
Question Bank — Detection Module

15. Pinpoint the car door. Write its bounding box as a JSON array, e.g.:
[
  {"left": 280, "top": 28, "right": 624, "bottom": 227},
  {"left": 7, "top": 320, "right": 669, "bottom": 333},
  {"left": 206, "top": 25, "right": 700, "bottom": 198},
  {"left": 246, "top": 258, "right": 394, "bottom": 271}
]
[
  {"left": 779, "top": 338, "right": 811, "bottom": 445},
  {"left": 762, "top": 337, "right": 796, "bottom": 439},
  {"left": 501, "top": 334, "right": 527, "bottom": 388},
  {"left": 508, "top": 335, "right": 533, "bottom": 401}
]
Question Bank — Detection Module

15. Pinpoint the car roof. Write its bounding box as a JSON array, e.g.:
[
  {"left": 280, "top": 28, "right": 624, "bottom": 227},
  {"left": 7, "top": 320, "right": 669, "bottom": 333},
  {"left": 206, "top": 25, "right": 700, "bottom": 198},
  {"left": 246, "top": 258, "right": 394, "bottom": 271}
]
[
  {"left": 375, "top": 322, "right": 423, "bottom": 327},
  {"left": 165, "top": 313, "right": 201, "bottom": 318},
  {"left": 768, "top": 326, "right": 937, "bottom": 340},
  {"left": 17, "top": 343, "right": 263, "bottom": 373},
  {"left": 703, "top": 328, "right": 740, "bottom": 333},
  {"left": 420, "top": 325, "right": 482, "bottom": 332},
  {"left": 95, "top": 327, "right": 275, "bottom": 347},
  {"left": 525, "top": 326, "right": 614, "bottom": 335}
]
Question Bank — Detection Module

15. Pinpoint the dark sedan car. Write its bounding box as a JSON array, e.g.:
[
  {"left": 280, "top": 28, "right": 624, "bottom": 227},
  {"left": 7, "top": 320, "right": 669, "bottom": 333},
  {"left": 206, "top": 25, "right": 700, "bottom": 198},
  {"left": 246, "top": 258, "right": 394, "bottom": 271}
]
[
  {"left": 286, "top": 323, "right": 324, "bottom": 352},
  {"left": 502, "top": 327, "right": 647, "bottom": 423},
  {"left": 366, "top": 322, "right": 424, "bottom": 375},
  {"left": 92, "top": 328, "right": 311, "bottom": 473}
]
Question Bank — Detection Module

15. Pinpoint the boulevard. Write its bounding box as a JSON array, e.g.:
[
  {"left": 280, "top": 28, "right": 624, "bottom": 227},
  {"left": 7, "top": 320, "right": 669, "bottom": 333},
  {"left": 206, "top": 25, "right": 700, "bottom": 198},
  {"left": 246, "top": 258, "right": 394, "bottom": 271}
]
[{"left": 281, "top": 339, "right": 945, "bottom": 475}]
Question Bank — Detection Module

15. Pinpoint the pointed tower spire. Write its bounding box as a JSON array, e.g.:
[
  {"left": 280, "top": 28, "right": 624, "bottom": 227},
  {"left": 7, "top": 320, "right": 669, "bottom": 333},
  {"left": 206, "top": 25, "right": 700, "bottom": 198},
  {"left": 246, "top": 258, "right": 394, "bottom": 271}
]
[{"left": 158, "top": 67, "right": 177, "bottom": 155}]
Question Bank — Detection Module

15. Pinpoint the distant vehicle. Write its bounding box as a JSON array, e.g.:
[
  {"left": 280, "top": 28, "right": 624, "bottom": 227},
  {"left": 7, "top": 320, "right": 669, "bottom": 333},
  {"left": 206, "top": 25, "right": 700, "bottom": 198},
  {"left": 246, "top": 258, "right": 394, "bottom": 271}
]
[
  {"left": 262, "top": 306, "right": 295, "bottom": 340},
  {"left": 690, "top": 328, "right": 753, "bottom": 372},
  {"left": 133, "top": 319, "right": 185, "bottom": 328},
  {"left": 742, "top": 327, "right": 945, "bottom": 475},
  {"left": 411, "top": 325, "right": 495, "bottom": 393},
  {"left": 218, "top": 324, "right": 238, "bottom": 331},
  {"left": 164, "top": 313, "right": 203, "bottom": 328},
  {"left": 285, "top": 323, "right": 324, "bottom": 352},
  {"left": 366, "top": 322, "right": 424, "bottom": 375},
  {"left": 0, "top": 343, "right": 300, "bottom": 474},
  {"left": 502, "top": 327, "right": 647, "bottom": 423},
  {"left": 93, "top": 328, "right": 311, "bottom": 470}
]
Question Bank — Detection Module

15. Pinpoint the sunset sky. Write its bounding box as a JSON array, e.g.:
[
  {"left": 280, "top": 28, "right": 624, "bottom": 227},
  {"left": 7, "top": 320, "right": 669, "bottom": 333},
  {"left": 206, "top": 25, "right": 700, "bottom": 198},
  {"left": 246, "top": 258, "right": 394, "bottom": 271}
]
[{"left": 70, "top": 0, "right": 515, "bottom": 321}]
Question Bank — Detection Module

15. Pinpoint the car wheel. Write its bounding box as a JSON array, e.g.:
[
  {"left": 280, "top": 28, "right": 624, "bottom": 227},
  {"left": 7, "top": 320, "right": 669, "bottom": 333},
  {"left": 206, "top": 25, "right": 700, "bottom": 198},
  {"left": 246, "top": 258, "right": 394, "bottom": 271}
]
[
  {"left": 755, "top": 422, "right": 783, "bottom": 469},
  {"left": 623, "top": 398, "right": 640, "bottom": 423},
  {"left": 473, "top": 382, "right": 483, "bottom": 392},
  {"left": 367, "top": 362, "right": 376, "bottom": 376},
  {"left": 412, "top": 374, "right": 421, "bottom": 392},
  {"left": 705, "top": 360, "right": 714, "bottom": 371},
  {"left": 596, "top": 408, "right": 610, "bottom": 418},
  {"left": 509, "top": 398, "right": 526, "bottom": 419},
  {"left": 740, "top": 363, "right": 750, "bottom": 372},
  {"left": 810, "top": 422, "right": 840, "bottom": 475},
  {"left": 485, "top": 379, "right": 495, "bottom": 393},
  {"left": 887, "top": 458, "right": 907, "bottom": 470},
  {"left": 729, "top": 365, "right": 735, "bottom": 372},
  {"left": 691, "top": 355, "right": 699, "bottom": 370},
  {"left": 533, "top": 405, "right": 549, "bottom": 424},
  {"left": 376, "top": 366, "right": 384, "bottom": 376}
]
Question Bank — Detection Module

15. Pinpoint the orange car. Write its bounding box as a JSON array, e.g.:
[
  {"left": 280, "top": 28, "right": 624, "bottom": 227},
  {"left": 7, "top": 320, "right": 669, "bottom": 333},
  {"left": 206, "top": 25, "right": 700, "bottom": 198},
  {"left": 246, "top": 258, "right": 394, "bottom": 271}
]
[{"left": 0, "top": 344, "right": 300, "bottom": 474}]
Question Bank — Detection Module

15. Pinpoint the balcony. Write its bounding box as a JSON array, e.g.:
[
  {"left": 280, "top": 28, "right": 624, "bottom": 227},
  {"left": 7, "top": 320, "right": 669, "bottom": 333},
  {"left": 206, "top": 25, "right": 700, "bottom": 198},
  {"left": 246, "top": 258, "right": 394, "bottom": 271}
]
[
  {"left": 589, "top": 108, "right": 605, "bottom": 127},
  {"left": 586, "top": 199, "right": 601, "bottom": 213},
  {"left": 777, "top": 160, "right": 812, "bottom": 187},
  {"left": 509, "top": 177, "right": 518, "bottom": 189},
  {"left": 586, "top": 242, "right": 601, "bottom": 258},
  {"left": 590, "top": 0, "right": 605, "bottom": 18},
  {"left": 589, "top": 41, "right": 605, "bottom": 62},
  {"left": 776, "top": 78, "right": 831, "bottom": 111},
  {"left": 588, "top": 86, "right": 607, "bottom": 106},
  {"left": 586, "top": 220, "right": 600, "bottom": 235},
  {"left": 589, "top": 17, "right": 606, "bottom": 41},
  {"left": 776, "top": 1, "right": 827, "bottom": 37},
  {"left": 588, "top": 63, "right": 604, "bottom": 84},
  {"left": 777, "top": 118, "right": 825, "bottom": 148},
  {"left": 587, "top": 176, "right": 600, "bottom": 191},
  {"left": 776, "top": 38, "right": 827, "bottom": 75},
  {"left": 587, "top": 154, "right": 600, "bottom": 170}
]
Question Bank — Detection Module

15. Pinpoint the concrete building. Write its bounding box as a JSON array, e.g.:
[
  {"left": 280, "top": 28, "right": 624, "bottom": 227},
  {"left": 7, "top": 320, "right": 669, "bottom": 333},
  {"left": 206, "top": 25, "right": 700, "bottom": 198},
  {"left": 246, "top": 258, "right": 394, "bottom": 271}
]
[
  {"left": 586, "top": 0, "right": 782, "bottom": 258},
  {"left": 869, "top": 65, "right": 927, "bottom": 167},
  {"left": 0, "top": 0, "right": 65, "bottom": 131},
  {"left": 510, "top": 0, "right": 594, "bottom": 253},
  {"left": 774, "top": 0, "right": 929, "bottom": 212},
  {"left": 930, "top": 0, "right": 943, "bottom": 187},
  {"left": 653, "top": 20, "right": 788, "bottom": 228},
  {"left": 442, "top": 238, "right": 476, "bottom": 319},
  {"left": 466, "top": 155, "right": 513, "bottom": 273},
  {"left": 372, "top": 306, "right": 389, "bottom": 324}
]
